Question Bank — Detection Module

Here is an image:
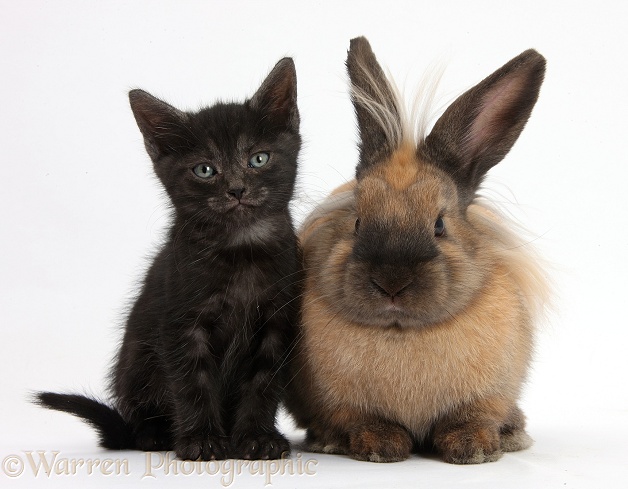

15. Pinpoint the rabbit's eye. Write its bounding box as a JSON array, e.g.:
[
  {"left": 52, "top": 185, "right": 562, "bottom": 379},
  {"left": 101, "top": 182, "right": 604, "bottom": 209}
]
[
  {"left": 434, "top": 217, "right": 445, "bottom": 237},
  {"left": 355, "top": 218, "right": 361, "bottom": 233}
]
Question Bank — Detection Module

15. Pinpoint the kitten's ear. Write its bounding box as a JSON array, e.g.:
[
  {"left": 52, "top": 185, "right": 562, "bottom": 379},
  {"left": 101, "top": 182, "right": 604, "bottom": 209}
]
[
  {"left": 419, "top": 49, "right": 546, "bottom": 206},
  {"left": 249, "top": 58, "right": 299, "bottom": 132},
  {"left": 129, "top": 89, "right": 191, "bottom": 160},
  {"left": 347, "top": 36, "right": 402, "bottom": 179}
]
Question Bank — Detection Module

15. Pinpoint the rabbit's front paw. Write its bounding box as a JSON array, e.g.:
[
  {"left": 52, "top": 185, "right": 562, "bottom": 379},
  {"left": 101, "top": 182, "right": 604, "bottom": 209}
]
[
  {"left": 434, "top": 424, "right": 502, "bottom": 464},
  {"left": 348, "top": 422, "right": 412, "bottom": 463}
]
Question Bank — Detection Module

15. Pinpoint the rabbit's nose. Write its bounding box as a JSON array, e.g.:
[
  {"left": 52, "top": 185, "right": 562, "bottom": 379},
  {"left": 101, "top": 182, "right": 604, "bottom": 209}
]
[{"left": 370, "top": 275, "right": 413, "bottom": 299}]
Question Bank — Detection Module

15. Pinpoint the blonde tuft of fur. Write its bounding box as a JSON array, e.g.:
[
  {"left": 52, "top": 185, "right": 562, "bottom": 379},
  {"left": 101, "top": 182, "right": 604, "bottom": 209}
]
[{"left": 350, "top": 59, "right": 447, "bottom": 148}]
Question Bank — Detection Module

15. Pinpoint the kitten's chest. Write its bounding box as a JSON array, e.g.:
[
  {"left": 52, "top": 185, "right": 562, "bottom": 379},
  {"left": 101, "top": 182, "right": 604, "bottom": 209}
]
[
  {"left": 193, "top": 261, "right": 278, "bottom": 359},
  {"left": 220, "top": 264, "right": 271, "bottom": 309},
  {"left": 168, "top": 243, "right": 296, "bottom": 334},
  {"left": 192, "top": 254, "right": 281, "bottom": 314}
]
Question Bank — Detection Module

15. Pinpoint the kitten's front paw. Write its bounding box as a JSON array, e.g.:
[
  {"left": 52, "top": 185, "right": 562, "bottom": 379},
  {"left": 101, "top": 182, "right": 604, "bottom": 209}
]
[
  {"left": 434, "top": 425, "right": 502, "bottom": 464},
  {"left": 135, "top": 427, "right": 172, "bottom": 451},
  {"left": 175, "top": 434, "right": 229, "bottom": 461},
  {"left": 232, "top": 431, "right": 290, "bottom": 460},
  {"left": 134, "top": 418, "right": 173, "bottom": 451}
]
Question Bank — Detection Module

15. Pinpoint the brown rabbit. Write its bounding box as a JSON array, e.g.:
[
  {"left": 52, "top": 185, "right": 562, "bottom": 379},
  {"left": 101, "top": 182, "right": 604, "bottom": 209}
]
[{"left": 286, "top": 37, "right": 550, "bottom": 464}]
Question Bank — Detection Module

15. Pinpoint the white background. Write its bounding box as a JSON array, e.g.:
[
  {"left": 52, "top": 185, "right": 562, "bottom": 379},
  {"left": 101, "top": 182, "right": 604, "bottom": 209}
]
[{"left": 1, "top": 1, "right": 627, "bottom": 488}]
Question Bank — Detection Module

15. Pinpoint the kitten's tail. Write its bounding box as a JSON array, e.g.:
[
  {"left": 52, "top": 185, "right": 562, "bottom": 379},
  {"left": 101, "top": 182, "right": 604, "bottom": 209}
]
[{"left": 35, "top": 392, "right": 134, "bottom": 449}]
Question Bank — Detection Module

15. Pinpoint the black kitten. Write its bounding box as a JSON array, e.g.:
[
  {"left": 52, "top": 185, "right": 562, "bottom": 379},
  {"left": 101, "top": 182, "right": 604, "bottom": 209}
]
[{"left": 36, "top": 58, "right": 302, "bottom": 461}]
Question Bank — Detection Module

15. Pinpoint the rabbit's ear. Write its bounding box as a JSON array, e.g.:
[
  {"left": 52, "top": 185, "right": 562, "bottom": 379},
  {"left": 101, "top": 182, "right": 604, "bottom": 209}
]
[
  {"left": 420, "top": 49, "right": 546, "bottom": 206},
  {"left": 347, "top": 37, "right": 402, "bottom": 179}
]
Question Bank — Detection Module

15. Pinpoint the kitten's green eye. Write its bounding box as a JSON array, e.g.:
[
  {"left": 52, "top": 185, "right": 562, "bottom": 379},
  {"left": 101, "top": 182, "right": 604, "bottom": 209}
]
[
  {"left": 248, "top": 152, "right": 270, "bottom": 168},
  {"left": 193, "top": 163, "right": 216, "bottom": 179}
]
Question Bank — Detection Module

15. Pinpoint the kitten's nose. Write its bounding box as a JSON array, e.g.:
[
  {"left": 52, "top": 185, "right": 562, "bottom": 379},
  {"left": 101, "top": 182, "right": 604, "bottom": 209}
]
[{"left": 228, "top": 188, "right": 246, "bottom": 201}]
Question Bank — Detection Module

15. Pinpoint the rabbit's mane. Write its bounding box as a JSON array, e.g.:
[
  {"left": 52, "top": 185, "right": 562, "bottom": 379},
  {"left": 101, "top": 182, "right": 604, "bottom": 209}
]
[{"left": 466, "top": 198, "right": 552, "bottom": 323}]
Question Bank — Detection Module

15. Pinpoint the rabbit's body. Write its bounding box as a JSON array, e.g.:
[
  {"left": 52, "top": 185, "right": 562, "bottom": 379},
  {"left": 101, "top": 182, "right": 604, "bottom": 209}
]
[
  {"left": 291, "top": 183, "right": 538, "bottom": 457},
  {"left": 287, "top": 38, "right": 549, "bottom": 464}
]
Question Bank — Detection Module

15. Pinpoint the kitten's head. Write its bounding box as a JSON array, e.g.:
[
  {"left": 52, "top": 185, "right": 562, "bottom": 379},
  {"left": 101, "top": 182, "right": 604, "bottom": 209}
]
[{"left": 129, "top": 58, "right": 300, "bottom": 234}]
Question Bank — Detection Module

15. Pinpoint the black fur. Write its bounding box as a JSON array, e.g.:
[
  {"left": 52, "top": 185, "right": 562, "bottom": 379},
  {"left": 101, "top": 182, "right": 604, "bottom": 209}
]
[
  {"left": 36, "top": 58, "right": 302, "bottom": 461},
  {"left": 35, "top": 393, "right": 133, "bottom": 449}
]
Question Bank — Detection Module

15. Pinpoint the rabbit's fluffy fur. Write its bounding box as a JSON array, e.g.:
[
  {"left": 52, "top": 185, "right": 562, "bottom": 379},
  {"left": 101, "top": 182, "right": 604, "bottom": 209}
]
[{"left": 286, "top": 38, "right": 549, "bottom": 464}]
